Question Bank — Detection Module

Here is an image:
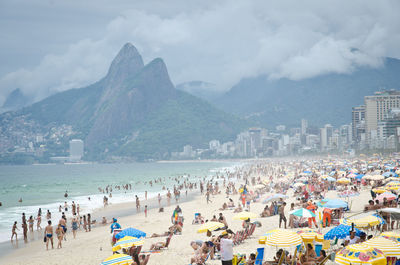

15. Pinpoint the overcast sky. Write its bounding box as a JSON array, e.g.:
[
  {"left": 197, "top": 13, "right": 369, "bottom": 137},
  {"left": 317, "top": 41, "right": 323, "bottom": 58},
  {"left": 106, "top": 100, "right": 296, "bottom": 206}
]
[{"left": 1, "top": 0, "right": 400, "bottom": 104}]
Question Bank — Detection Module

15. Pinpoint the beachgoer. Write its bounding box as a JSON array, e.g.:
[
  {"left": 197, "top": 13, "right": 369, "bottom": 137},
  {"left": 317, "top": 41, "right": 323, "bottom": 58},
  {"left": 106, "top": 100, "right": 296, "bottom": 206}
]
[
  {"left": 88, "top": 213, "right": 91, "bottom": 232},
  {"left": 28, "top": 216, "right": 34, "bottom": 232},
  {"left": 44, "top": 220, "right": 54, "bottom": 250},
  {"left": 83, "top": 215, "right": 88, "bottom": 232},
  {"left": 22, "top": 221, "right": 28, "bottom": 241},
  {"left": 36, "top": 214, "right": 42, "bottom": 230},
  {"left": 110, "top": 218, "right": 121, "bottom": 233},
  {"left": 56, "top": 224, "right": 64, "bottom": 248},
  {"left": 278, "top": 202, "right": 287, "bottom": 229},
  {"left": 145, "top": 205, "right": 148, "bottom": 218},
  {"left": 71, "top": 216, "right": 78, "bottom": 239},
  {"left": 220, "top": 231, "right": 233, "bottom": 265},
  {"left": 11, "top": 221, "right": 18, "bottom": 240},
  {"left": 59, "top": 217, "right": 67, "bottom": 240}
]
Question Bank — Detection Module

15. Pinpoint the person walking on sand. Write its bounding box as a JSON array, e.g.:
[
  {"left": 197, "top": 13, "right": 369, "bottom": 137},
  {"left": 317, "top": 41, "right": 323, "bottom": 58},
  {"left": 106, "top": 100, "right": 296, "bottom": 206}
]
[
  {"left": 28, "top": 216, "right": 34, "bottom": 232},
  {"left": 206, "top": 191, "right": 212, "bottom": 204},
  {"left": 145, "top": 205, "right": 148, "bottom": 218},
  {"left": 22, "top": 221, "right": 28, "bottom": 241},
  {"left": 145, "top": 191, "right": 147, "bottom": 200},
  {"left": 56, "top": 224, "right": 64, "bottom": 248},
  {"left": 36, "top": 213, "right": 42, "bottom": 230},
  {"left": 59, "top": 217, "right": 67, "bottom": 240},
  {"left": 158, "top": 193, "right": 162, "bottom": 207},
  {"left": 11, "top": 221, "right": 18, "bottom": 240},
  {"left": 44, "top": 221, "right": 54, "bottom": 250},
  {"left": 71, "top": 215, "right": 78, "bottom": 239},
  {"left": 278, "top": 202, "right": 287, "bottom": 229},
  {"left": 83, "top": 215, "right": 88, "bottom": 232},
  {"left": 136, "top": 195, "right": 141, "bottom": 212},
  {"left": 87, "top": 213, "right": 92, "bottom": 232}
]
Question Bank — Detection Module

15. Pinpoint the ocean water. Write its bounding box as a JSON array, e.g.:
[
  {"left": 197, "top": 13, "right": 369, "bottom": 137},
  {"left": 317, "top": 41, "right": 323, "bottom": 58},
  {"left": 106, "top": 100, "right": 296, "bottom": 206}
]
[{"left": 0, "top": 161, "right": 238, "bottom": 243}]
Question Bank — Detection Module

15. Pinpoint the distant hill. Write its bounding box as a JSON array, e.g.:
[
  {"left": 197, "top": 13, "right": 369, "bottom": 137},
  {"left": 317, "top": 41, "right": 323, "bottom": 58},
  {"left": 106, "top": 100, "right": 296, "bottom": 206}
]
[
  {"left": 216, "top": 57, "right": 400, "bottom": 127},
  {"left": 5, "top": 43, "right": 246, "bottom": 160},
  {"left": 176, "top": 81, "right": 223, "bottom": 101}
]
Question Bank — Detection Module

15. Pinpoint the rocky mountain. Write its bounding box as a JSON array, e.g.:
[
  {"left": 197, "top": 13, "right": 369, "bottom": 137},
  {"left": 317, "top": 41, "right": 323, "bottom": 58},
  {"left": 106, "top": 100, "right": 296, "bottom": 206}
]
[
  {"left": 176, "top": 81, "right": 223, "bottom": 101},
  {"left": 4, "top": 43, "right": 246, "bottom": 160},
  {"left": 1, "top": 88, "right": 30, "bottom": 111},
  {"left": 216, "top": 57, "right": 400, "bottom": 127}
]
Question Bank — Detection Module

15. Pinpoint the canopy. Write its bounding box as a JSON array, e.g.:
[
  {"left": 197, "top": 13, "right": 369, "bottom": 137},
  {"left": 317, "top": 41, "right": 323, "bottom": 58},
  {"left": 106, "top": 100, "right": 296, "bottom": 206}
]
[
  {"left": 100, "top": 254, "right": 132, "bottom": 265},
  {"left": 324, "top": 224, "right": 361, "bottom": 240},
  {"left": 197, "top": 222, "right": 225, "bottom": 233},
  {"left": 289, "top": 208, "right": 315, "bottom": 218},
  {"left": 233, "top": 211, "right": 258, "bottom": 220},
  {"left": 335, "top": 244, "right": 386, "bottom": 265},
  {"left": 115, "top": 228, "right": 146, "bottom": 240},
  {"left": 362, "top": 237, "right": 400, "bottom": 258},
  {"left": 260, "top": 229, "right": 302, "bottom": 248}
]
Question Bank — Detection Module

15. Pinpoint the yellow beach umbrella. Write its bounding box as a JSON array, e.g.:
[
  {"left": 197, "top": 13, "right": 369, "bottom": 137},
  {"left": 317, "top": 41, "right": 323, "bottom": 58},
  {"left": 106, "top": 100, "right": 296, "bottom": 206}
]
[
  {"left": 362, "top": 237, "right": 400, "bottom": 258},
  {"left": 112, "top": 236, "right": 145, "bottom": 252},
  {"left": 261, "top": 229, "right": 302, "bottom": 248},
  {"left": 197, "top": 222, "right": 225, "bottom": 233},
  {"left": 335, "top": 244, "right": 386, "bottom": 265},
  {"left": 340, "top": 215, "right": 383, "bottom": 228},
  {"left": 233, "top": 211, "right": 258, "bottom": 220},
  {"left": 385, "top": 181, "right": 400, "bottom": 187},
  {"left": 258, "top": 229, "right": 281, "bottom": 244},
  {"left": 372, "top": 188, "right": 389, "bottom": 194},
  {"left": 380, "top": 232, "right": 400, "bottom": 243},
  {"left": 296, "top": 229, "right": 323, "bottom": 242},
  {"left": 100, "top": 253, "right": 132, "bottom": 265},
  {"left": 337, "top": 177, "right": 351, "bottom": 184}
]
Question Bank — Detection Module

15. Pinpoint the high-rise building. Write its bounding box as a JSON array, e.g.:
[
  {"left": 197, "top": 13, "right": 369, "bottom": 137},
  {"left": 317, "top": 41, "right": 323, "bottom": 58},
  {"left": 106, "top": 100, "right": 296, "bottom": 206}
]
[
  {"left": 301, "top": 119, "right": 308, "bottom": 135},
  {"left": 69, "top": 139, "right": 84, "bottom": 161},
  {"left": 352, "top": 105, "right": 365, "bottom": 142},
  {"left": 365, "top": 90, "right": 400, "bottom": 138}
]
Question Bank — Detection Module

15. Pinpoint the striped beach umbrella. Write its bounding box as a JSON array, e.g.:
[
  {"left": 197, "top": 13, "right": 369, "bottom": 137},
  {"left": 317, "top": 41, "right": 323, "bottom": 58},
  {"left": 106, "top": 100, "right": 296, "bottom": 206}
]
[
  {"left": 362, "top": 237, "right": 400, "bottom": 258},
  {"left": 337, "top": 177, "right": 351, "bottom": 184},
  {"left": 261, "top": 229, "right": 302, "bottom": 248},
  {"left": 296, "top": 229, "right": 323, "bottom": 241},
  {"left": 335, "top": 244, "right": 386, "bottom": 265},
  {"left": 289, "top": 208, "right": 315, "bottom": 218},
  {"left": 380, "top": 232, "right": 400, "bottom": 243},
  {"left": 100, "top": 254, "right": 132, "bottom": 265},
  {"left": 340, "top": 215, "right": 384, "bottom": 228},
  {"left": 197, "top": 221, "right": 225, "bottom": 233},
  {"left": 112, "top": 236, "right": 144, "bottom": 252},
  {"left": 376, "top": 192, "right": 397, "bottom": 202},
  {"left": 233, "top": 211, "right": 258, "bottom": 220}
]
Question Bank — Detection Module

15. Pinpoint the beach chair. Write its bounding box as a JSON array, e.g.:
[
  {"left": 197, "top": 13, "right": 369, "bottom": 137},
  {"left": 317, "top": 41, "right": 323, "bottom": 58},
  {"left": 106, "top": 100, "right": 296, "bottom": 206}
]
[
  {"left": 255, "top": 247, "right": 265, "bottom": 265},
  {"left": 238, "top": 230, "right": 246, "bottom": 243},
  {"left": 248, "top": 223, "right": 256, "bottom": 237},
  {"left": 233, "top": 231, "right": 240, "bottom": 245},
  {"left": 317, "top": 255, "right": 330, "bottom": 265}
]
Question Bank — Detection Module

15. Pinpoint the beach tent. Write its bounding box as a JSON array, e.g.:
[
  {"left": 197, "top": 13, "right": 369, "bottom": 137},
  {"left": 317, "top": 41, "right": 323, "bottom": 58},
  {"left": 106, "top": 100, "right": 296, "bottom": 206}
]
[{"left": 115, "top": 228, "right": 146, "bottom": 240}]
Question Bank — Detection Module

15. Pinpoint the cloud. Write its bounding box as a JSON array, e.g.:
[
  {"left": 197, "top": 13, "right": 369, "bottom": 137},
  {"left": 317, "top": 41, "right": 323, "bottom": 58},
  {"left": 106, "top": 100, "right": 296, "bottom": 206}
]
[{"left": 0, "top": 0, "right": 400, "bottom": 104}]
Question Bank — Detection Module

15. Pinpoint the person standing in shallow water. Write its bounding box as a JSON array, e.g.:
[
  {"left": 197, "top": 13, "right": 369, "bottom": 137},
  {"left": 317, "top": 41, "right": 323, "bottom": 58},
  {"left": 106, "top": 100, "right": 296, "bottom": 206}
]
[{"left": 11, "top": 221, "right": 18, "bottom": 240}]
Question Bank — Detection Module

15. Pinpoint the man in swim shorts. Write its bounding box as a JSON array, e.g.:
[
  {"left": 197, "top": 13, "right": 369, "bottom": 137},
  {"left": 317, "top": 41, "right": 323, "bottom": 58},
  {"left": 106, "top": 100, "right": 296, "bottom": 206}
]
[{"left": 44, "top": 220, "right": 54, "bottom": 250}]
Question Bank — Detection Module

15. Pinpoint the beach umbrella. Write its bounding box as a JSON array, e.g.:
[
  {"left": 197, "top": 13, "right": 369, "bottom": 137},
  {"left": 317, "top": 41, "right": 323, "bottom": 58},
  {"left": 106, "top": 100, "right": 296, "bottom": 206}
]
[
  {"left": 261, "top": 229, "right": 302, "bottom": 248},
  {"left": 289, "top": 208, "right": 315, "bottom": 218},
  {"left": 197, "top": 222, "right": 225, "bottom": 233},
  {"left": 340, "top": 215, "right": 384, "bottom": 228},
  {"left": 296, "top": 229, "right": 323, "bottom": 242},
  {"left": 385, "top": 181, "right": 400, "bottom": 187},
  {"left": 362, "top": 237, "right": 400, "bottom": 258},
  {"left": 293, "top": 182, "right": 305, "bottom": 188},
  {"left": 372, "top": 188, "right": 389, "bottom": 194},
  {"left": 376, "top": 192, "right": 397, "bottom": 202},
  {"left": 112, "top": 236, "right": 144, "bottom": 252},
  {"left": 324, "top": 224, "right": 361, "bottom": 240},
  {"left": 347, "top": 173, "right": 358, "bottom": 178},
  {"left": 254, "top": 184, "right": 266, "bottom": 189},
  {"left": 355, "top": 174, "right": 365, "bottom": 180},
  {"left": 337, "top": 177, "right": 351, "bottom": 184},
  {"left": 365, "top": 175, "right": 385, "bottom": 181},
  {"left": 338, "top": 190, "right": 360, "bottom": 198},
  {"left": 233, "top": 211, "right": 258, "bottom": 220},
  {"left": 325, "top": 176, "right": 336, "bottom": 182},
  {"left": 319, "top": 199, "right": 348, "bottom": 209},
  {"left": 382, "top": 172, "right": 398, "bottom": 178},
  {"left": 258, "top": 229, "right": 281, "bottom": 243},
  {"left": 115, "top": 228, "right": 146, "bottom": 240},
  {"left": 100, "top": 254, "right": 132, "bottom": 265},
  {"left": 380, "top": 232, "right": 400, "bottom": 243},
  {"left": 296, "top": 176, "right": 308, "bottom": 182},
  {"left": 335, "top": 244, "right": 386, "bottom": 265},
  {"left": 262, "top": 194, "right": 288, "bottom": 203}
]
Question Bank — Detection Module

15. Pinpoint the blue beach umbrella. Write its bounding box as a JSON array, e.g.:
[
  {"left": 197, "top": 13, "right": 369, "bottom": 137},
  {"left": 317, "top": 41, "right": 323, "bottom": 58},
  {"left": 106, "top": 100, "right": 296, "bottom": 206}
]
[
  {"left": 324, "top": 224, "right": 361, "bottom": 240},
  {"left": 383, "top": 172, "right": 399, "bottom": 178},
  {"left": 319, "top": 199, "right": 348, "bottom": 209},
  {"left": 355, "top": 174, "right": 364, "bottom": 180},
  {"left": 115, "top": 228, "right": 146, "bottom": 240},
  {"left": 325, "top": 176, "right": 336, "bottom": 182}
]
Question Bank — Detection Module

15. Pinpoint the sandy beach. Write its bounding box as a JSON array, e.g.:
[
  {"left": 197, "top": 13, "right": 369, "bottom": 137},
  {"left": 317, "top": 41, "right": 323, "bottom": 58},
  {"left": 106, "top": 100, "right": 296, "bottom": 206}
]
[{"left": 0, "top": 178, "right": 373, "bottom": 265}]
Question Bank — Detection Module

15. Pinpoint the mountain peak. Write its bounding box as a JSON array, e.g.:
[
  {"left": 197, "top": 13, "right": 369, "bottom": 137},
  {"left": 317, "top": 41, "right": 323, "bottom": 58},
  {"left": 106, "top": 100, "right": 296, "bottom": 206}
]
[{"left": 106, "top": 43, "right": 144, "bottom": 81}]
